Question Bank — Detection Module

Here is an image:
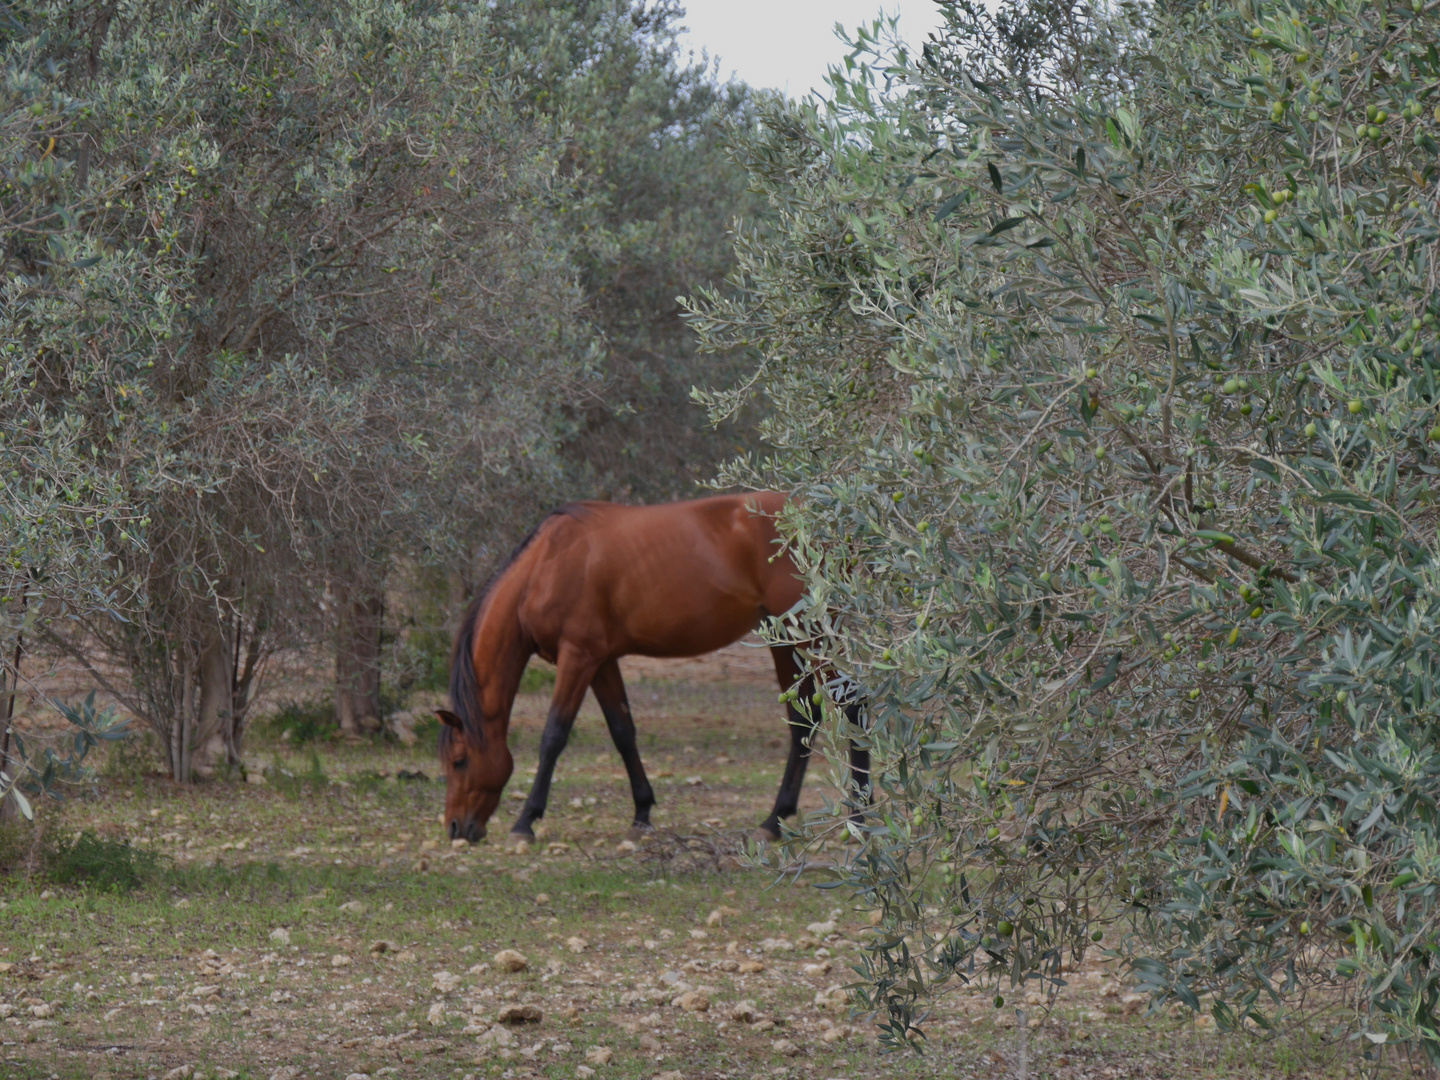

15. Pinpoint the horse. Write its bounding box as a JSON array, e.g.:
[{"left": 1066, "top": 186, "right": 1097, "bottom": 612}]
[{"left": 436, "top": 491, "right": 870, "bottom": 845}]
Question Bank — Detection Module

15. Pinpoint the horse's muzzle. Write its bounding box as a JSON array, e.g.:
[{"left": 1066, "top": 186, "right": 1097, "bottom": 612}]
[{"left": 449, "top": 817, "right": 485, "bottom": 844}]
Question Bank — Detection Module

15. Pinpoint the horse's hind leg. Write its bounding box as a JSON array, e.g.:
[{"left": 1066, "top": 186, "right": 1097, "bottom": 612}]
[
  {"left": 758, "top": 644, "right": 819, "bottom": 842},
  {"left": 844, "top": 700, "right": 871, "bottom": 829},
  {"left": 511, "top": 647, "right": 597, "bottom": 841},
  {"left": 591, "top": 659, "right": 656, "bottom": 836}
]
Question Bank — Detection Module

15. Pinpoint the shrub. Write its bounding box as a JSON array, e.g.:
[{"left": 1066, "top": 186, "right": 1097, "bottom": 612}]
[
  {"left": 693, "top": 0, "right": 1440, "bottom": 1061},
  {"left": 43, "top": 830, "right": 163, "bottom": 893}
]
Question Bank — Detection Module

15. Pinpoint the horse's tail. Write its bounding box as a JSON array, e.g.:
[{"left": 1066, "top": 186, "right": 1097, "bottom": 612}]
[{"left": 448, "top": 593, "right": 485, "bottom": 742}]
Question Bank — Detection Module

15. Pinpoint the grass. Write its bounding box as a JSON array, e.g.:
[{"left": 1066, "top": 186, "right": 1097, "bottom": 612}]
[{"left": 0, "top": 669, "right": 1402, "bottom": 1080}]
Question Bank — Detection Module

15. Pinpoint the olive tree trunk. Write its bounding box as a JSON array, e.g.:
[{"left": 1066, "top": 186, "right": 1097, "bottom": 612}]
[{"left": 334, "top": 589, "right": 383, "bottom": 735}]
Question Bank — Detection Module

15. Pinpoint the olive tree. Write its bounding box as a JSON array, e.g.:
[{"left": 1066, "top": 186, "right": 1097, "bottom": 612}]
[
  {"left": 692, "top": 0, "right": 1440, "bottom": 1059},
  {"left": 4, "top": 0, "right": 596, "bottom": 777}
]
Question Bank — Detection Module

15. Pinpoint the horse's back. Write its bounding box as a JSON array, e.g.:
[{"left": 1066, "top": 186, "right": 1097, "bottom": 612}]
[{"left": 518, "top": 493, "right": 800, "bottom": 659}]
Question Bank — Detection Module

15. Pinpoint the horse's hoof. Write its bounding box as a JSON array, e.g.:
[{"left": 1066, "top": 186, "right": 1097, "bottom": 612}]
[
  {"left": 509, "top": 830, "right": 536, "bottom": 846},
  {"left": 752, "top": 826, "right": 781, "bottom": 843},
  {"left": 626, "top": 822, "right": 654, "bottom": 841}
]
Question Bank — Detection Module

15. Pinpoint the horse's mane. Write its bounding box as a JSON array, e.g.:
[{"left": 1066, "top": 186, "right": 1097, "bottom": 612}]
[{"left": 442, "top": 505, "right": 587, "bottom": 749}]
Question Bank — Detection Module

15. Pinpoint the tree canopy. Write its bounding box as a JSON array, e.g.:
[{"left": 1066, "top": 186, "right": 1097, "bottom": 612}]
[{"left": 691, "top": 0, "right": 1440, "bottom": 1058}]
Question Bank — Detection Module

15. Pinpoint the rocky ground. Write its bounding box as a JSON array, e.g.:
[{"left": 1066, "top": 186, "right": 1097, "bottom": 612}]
[{"left": 0, "top": 650, "right": 1370, "bottom": 1080}]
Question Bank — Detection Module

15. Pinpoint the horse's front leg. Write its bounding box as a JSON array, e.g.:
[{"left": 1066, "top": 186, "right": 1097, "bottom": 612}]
[
  {"left": 511, "top": 648, "right": 597, "bottom": 841},
  {"left": 590, "top": 659, "right": 656, "bottom": 836}
]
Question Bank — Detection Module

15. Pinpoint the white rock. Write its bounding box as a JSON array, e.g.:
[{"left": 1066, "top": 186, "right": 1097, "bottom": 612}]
[
  {"left": 759, "top": 938, "right": 794, "bottom": 953},
  {"left": 163, "top": 1066, "right": 194, "bottom": 1080},
  {"left": 269, "top": 1069, "right": 299, "bottom": 1080},
  {"left": 772, "top": 1038, "right": 800, "bottom": 1057},
  {"left": 566, "top": 936, "right": 588, "bottom": 953},
  {"left": 268, "top": 928, "right": 291, "bottom": 946},
  {"left": 806, "top": 920, "right": 837, "bottom": 936},
  {"left": 494, "top": 949, "right": 529, "bottom": 972},
  {"left": 427, "top": 1002, "right": 446, "bottom": 1026},
  {"left": 585, "top": 1045, "right": 613, "bottom": 1065},
  {"left": 330, "top": 954, "right": 352, "bottom": 968},
  {"left": 577, "top": 1067, "right": 595, "bottom": 1079},
  {"left": 432, "top": 970, "right": 461, "bottom": 992},
  {"left": 338, "top": 901, "right": 366, "bottom": 914}
]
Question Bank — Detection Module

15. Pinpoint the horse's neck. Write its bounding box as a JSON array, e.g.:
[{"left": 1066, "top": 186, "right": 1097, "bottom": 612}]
[{"left": 474, "top": 578, "right": 531, "bottom": 729}]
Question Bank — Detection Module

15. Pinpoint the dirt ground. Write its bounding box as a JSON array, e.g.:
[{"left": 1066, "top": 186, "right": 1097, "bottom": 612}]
[{"left": 0, "top": 646, "right": 1378, "bottom": 1080}]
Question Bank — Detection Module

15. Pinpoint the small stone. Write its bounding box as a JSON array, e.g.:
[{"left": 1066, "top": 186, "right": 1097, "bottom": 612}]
[
  {"left": 585, "top": 1046, "right": 613, "bottom": 1066},
  {"left": 688, "top": 929, "right": 707, "bottom": 940},
  {"left": 577, "top": 1069, "right": 595, "bottom": 1079},
  {"left": 38, "top": 890, "right": 53, "bottom": 900},
  {"left": 428, "top": 1002, "right": 446, "bottom": 1026},
  {"left": 467, "top": 962, "right": 490, "bottom": 975},
  {"left": 345, "top": 1074, "right": 372, "bottom": 1080},
  {"left": 495, "top": 949, "right": 529, "bottom": 972},
  {"left": 163, "top": 1066, "right": 194, "bottom": 1080},
  {"left": 174, "top": 898, "right": 191, "bottom": 908},
  {"left": 433, "top": 970, "right": 462, "bottom": 993},
  {"left": 566, "top": 936, "right": 588, "bottom": 953},
  {"left": 534, "top": 893, "right": 551, "bottom": 905},
  {"left": 215, "top": 1071, "right": 240, "bottom": 1079},
  {"left": 338, "top": 900, "right": 366, "bottom": 914},
  {"left": 638, "top": 1033, "right": 662, "bottom": 1052},
  {"left": 759, "top": 938, "right": 793, "bottom": 952},
  {"left": 866, "top": 910, "right": 883, "bottom": 926},
  {"left": 772, "top": 1038, "right": 800, "bottom": 1057},
  {"left": 477, "top": 1024, "right": 517, "bottom": 1048},
  {"left": 737, "top": 960, "right": 765, "bottom": 974},
  {"left": 671, "top": 991, "right": 709, "bottom": 1012},
  {"left": 805, "top": 920, "right": 837, "bottom": 936},
  {"left": 617, "top": 840, "right": 638, "bottom": 853},
  {"left": 394, "top": 949, "right": 418, "bottom": 963},
  {"left": 655, "top": 1072, "right": 684, "bottom": 1080},
  {"left": 821, "top": 1025, "right": 849, "bottom": 1043},
  {"left": 813, "top": 985, "right": 848, "bottom": 1012},
  {"left": 270, "top": 1069, "right": 299, "bottom": 1080},
  {"left": 29, "top": 1003, "right": 55, "bottom": 1018},
  {"left": 802, "top": 961, "right": 832, "bottom": 976},
  {"left": 1121, "top": 992, "right": 1148, "bottom": 1015},
  {"left": 331, "top": 954, "right": 352, "bottom": 968},
  {"left": 498, "top": 1003, "right": 543, "bottom": 1024},
  {"left": 268, "top": 928, "right": 291, "bottom": 946},
  {"left": 730, "top": 1000, "right": 761, "bottom": 1024},
  {"left": 370, "top": 940, "right": 400, "bottom": 954}
]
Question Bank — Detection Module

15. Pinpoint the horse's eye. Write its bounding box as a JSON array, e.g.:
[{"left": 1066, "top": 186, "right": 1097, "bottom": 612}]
[{"left": 454, "top": 757, "right": 467, "bottom": 770}]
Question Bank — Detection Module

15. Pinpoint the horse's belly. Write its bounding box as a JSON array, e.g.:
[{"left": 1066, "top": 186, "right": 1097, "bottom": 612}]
[{"left": 623, "top": 606, "right": 761, "bottom": 659}]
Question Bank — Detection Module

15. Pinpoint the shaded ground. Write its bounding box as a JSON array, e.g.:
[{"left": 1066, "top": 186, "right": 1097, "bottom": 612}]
[{"left": 0, "top": 650, "right": 1375, "bottom": 1080}]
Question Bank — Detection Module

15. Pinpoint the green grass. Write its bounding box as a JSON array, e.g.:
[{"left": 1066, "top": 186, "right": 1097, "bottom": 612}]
[{"left": 0, "top": 672, "right": 1401, "bottom": 1080}]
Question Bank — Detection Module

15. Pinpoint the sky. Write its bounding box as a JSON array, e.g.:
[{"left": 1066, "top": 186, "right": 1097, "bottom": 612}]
[{"left": 672, "top": 1, "right": 950, "bottom": 100}]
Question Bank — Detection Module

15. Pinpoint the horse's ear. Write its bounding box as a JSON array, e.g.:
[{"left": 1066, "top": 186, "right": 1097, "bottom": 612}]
[{"left": 436, "top": 709, "right": 463, "bottom": 730}]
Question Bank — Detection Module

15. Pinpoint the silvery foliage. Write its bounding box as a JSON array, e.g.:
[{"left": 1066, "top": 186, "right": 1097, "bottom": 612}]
[{"left": 691, "top": 0, "right": 1440, "bottom": 1058}]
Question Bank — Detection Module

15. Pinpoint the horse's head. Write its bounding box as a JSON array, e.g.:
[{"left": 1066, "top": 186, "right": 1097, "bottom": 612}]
[{"left": 437, "top": 709, "right": 513, "bottom": 843}]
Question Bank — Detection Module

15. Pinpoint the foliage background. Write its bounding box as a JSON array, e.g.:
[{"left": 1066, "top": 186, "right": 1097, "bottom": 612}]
[{"left": 689, "top": 0, "right": 1440, "bottom": 1059}]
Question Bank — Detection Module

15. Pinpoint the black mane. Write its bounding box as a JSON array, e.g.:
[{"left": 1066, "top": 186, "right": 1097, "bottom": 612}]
[{"left": 441, "top": 505, "right": 585, "bottom": 749}]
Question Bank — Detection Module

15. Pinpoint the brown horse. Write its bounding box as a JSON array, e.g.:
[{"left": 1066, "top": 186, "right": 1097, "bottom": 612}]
[{"left": 436, "top": 491, "right": 869, "bottom": 844}]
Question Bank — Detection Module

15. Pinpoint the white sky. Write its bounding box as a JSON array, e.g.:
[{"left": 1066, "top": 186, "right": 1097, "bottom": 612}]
[{"left": 673, "top": 1, "right": 950, "bottom": 100}]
